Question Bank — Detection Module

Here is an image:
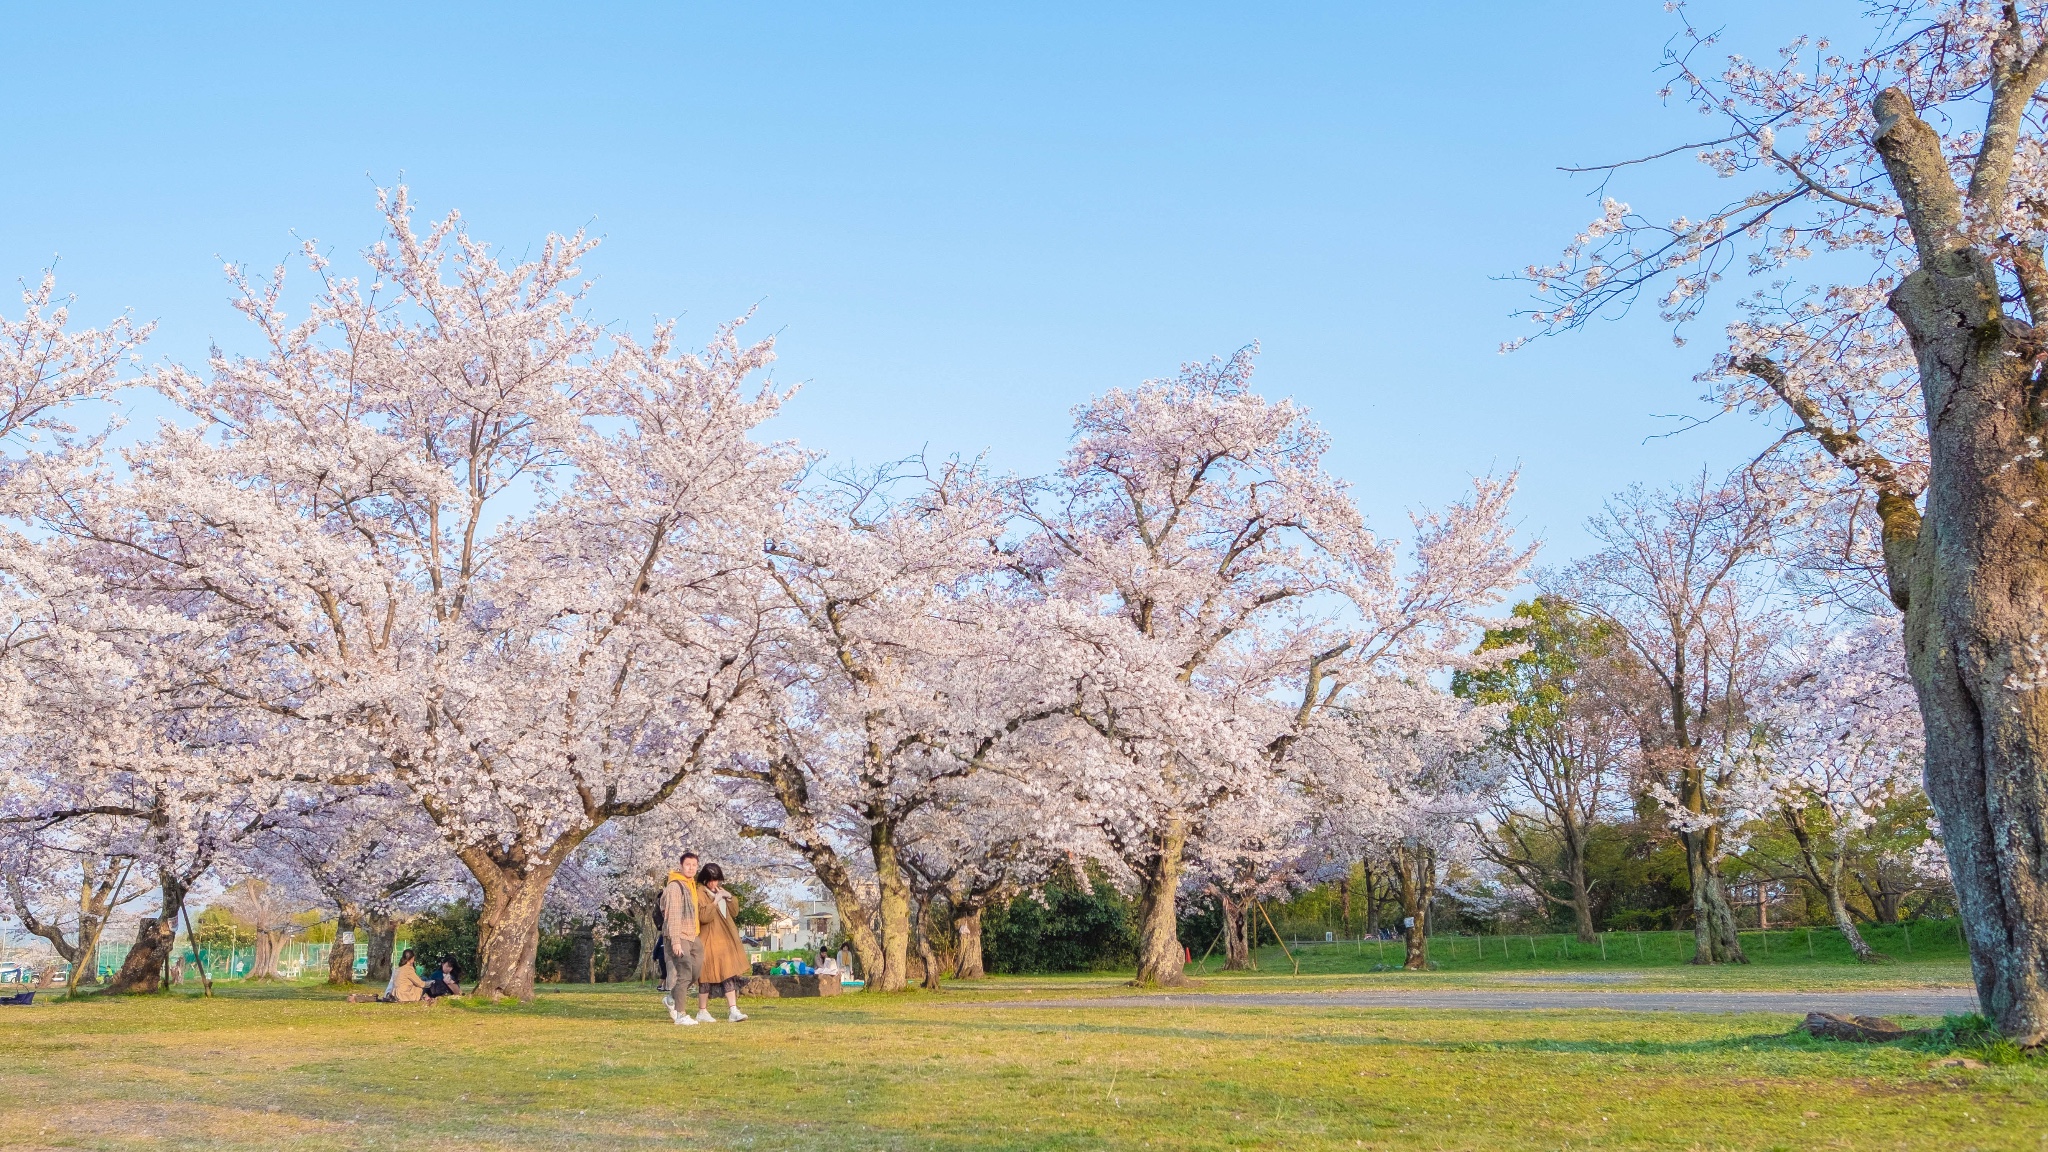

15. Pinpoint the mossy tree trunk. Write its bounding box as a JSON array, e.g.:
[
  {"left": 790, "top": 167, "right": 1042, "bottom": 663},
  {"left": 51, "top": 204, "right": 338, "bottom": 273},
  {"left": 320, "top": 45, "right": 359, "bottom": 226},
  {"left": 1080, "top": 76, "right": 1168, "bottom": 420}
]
[
  {"left": 1129, "top": 817, "right": 1190, "bottom": 987},
  {"left": 1744, "top": 81, "right": 2048, "bottom": 1041},
  {"left": 460, "top": 843, "right": 578, "bottom": 1003},
  {"left": 326, "top": 907, "right": 360, "bottom": 986},
  {"left": 1390, "top": 844, "right": 1435, "bottom": 971},
  {"left": 1219, "top": 891, "right": 1252, "bottom": 971},
  {"left": 365, "top": 914, "right": 397, "bottom": 985},
  {"left": 110, "top": 871, "right": 189, "bottom": 994}
]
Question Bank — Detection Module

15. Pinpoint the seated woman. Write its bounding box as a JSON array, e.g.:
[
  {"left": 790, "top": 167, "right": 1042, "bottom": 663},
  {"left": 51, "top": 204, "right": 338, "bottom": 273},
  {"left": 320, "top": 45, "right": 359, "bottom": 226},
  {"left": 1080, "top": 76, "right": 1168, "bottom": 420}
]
[
  {"left": 422, "top": 957, "right": 461, "bottom": 1000},
  {"left": 384, "top": 949, "right": 427, "bottom": 1003}
]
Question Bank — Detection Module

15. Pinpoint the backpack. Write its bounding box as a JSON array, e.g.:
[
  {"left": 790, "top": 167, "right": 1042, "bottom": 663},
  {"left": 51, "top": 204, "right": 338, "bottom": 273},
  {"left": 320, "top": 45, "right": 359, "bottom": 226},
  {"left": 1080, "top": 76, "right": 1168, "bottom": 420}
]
[{"left": 651, "top": 884, "right": 672, "bottom": 978}]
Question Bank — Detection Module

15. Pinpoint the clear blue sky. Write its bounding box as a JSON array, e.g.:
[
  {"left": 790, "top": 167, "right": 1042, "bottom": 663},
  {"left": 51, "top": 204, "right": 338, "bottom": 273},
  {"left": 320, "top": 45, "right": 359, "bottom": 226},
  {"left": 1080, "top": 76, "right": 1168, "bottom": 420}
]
[{"left": 2, "top": 1, "right": 1857, "bottom": 562}]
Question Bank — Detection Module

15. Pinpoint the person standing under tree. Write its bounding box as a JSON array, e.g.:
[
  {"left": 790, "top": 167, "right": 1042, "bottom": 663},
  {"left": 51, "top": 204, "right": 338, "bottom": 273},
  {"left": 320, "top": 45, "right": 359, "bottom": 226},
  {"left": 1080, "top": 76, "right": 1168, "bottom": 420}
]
[
  {"left": 658, "top": 852, "right": 702, "bottom": 1026},
  {"left": 692, "top": 863, "right": 749, "bottom": 1023}
]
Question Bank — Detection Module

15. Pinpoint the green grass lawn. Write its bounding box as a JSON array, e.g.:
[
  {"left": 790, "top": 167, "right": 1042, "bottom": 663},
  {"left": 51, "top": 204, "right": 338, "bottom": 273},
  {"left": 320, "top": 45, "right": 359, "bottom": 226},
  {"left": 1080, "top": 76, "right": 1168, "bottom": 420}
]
[
  {"left": 952, "top": 923, "right": 1975, "bottom": 998},
  {"left": 2, "top": 969, "right": 2033, "bottom": 1152},
  {"left": 1219, "top": 920, "right": 1972, "bottom": 978}
]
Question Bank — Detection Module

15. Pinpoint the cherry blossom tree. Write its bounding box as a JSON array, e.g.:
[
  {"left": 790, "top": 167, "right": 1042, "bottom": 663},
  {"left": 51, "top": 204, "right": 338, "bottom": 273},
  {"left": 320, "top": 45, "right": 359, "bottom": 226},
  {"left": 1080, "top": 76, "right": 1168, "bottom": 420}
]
[
  {"left": 730, "top": 461, "right": 1073, "bottom": 991},
  {"left": 899, "top": 767, "right": 1094, "bottom": 980},
  {"left": 0, "top": 271, "right": 156, "bottom": 982},
  {"left": 264, "top": 791, "right": 459, "bottom": 985},
  {"left": 0, "top": 541, "right": 304, "bottom": 994},
  {"left": 0, "top": 271, "right": 145, "bottom": 467},
  {"left": 1525, "top": 0, "right": 2048, "bottom": 1039},
  {"left": 0, "top": 818, "right": 144, "bottom": 989},
  {"left": 1013, "top": 350, "right": 1532, "bottom": 985},
  {"left": 1302, "top": 676, "right": 1500, "bottom": 970},
  {"left": 36, "top": 190, "right": 801, "bottom": 1000},
  {"left": 1556, "top": 473, "right": 1782, "bottom": 964},
  {"left": 1739, "top": 618, "right": 1927, "bottom": 961},
  {"left": 1181, "top": 773, "right": 1317, "bottom": 971}
]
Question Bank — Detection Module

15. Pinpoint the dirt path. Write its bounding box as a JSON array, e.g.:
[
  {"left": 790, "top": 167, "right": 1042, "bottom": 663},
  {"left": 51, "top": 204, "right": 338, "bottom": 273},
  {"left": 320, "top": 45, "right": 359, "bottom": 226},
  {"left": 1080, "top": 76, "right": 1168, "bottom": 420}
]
[{"left": 965, "top": 987, "right": 1978, "bottom": 1016}]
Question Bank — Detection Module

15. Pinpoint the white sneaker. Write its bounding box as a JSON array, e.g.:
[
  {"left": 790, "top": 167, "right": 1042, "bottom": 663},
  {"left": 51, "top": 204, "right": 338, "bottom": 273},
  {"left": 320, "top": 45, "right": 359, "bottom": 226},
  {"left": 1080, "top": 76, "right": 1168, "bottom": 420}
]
[
  {"left": 728, "top": 1007, "right": 748, "bottom": 1023},
  {"left": 673, "top": 1010, "right": 697, "bottom": 1026},
  {"left": 694, "top": 1009, "right": 715, "bottom": 1023}
]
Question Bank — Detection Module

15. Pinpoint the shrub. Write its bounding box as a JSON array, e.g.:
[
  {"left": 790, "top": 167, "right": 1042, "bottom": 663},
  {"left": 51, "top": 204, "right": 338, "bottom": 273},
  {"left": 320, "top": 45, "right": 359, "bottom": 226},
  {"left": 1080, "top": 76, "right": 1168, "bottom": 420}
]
[
  {"left": 983, "top": 865, "right": 1135, "bottom": 974},
  {"left": 405, "top": 900, "right": 480, "bottom": 981}
]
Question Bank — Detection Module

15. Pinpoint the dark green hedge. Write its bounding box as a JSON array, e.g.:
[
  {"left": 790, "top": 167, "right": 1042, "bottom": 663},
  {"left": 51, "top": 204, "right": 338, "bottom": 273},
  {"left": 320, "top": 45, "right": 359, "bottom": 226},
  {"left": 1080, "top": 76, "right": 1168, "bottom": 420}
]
[
  {"left": 983, "top": 865, "right": 1136, "bottom": 974},
  {"left": 405, "top": 900, "right": 480, "bottom": 980}
]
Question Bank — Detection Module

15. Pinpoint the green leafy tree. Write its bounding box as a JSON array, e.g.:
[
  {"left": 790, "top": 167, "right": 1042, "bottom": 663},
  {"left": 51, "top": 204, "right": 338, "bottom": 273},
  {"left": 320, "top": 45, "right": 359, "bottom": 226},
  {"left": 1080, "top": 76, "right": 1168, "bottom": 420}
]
[
  {"left": 406, "top": 901, "right": 481, "bottom": 982},
  {"left": 1455, "top": 596, "right": 1632, "bottom": 942}
]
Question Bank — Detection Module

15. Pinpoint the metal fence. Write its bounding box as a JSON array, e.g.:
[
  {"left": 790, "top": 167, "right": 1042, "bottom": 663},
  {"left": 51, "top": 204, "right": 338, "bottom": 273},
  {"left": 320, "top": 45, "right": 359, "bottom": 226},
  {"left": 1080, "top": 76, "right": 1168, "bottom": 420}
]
[
  {"left": 74, "top": 939, "right": 410, "bottom": 982},
  {"left": 1233, "top": 918, "right": 1964, "bottom": 969}
]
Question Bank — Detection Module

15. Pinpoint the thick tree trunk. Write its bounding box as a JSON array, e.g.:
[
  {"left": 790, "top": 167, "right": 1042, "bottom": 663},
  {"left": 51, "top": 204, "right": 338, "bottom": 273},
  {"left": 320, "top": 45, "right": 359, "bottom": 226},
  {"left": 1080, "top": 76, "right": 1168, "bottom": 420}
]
[
  {"left": 810, "top": 856, "right": 883, "bottom": 986},
  {"left": 1824, "top": 86, "right": 2048, "bottom": 1043},
  {"left": 1565, "top": 828, "right": 1597, "bottom": 944},
  {"left": 1219, "top": 892, "right": 1252, "bottom": 970},
  {"left": 365, "top": 914, "right": 397, "bottom": 985},
  {"left": 110, "top": 872, "right": 189, "bottom": 994},
  {"left": 1338, "top": 876, "right": 1351, "bottom": 931},
  {"left": 1391, "top": 844, "right": 1434, "bottom": 970},
  {"left": 327, "top": 909, "right": 359, "bottom": 986},
  {"left": 249, "top": 929, "right": 285, "bottom": 981},
  {"left": 1130, "top": 817, "right": 1190, "bottom": 986},
  {"left": 951, "top": 906, "right": 986, "bottom": 980},
  {"left": 632, "top": 907, "right": 659, "bottom": 981},
  {"left": 912, "top": 897, "right": 943, "bottom": 991},
  {"left": 1681, "top": 832, "right": 1747, "bottom": 964},
  {"left": 462, "top": 851, "right": 565, "bottom": 1003},
  {"left": 870, "top": 823, "right": 912, "bottom": 993},
  {"left": 110, "top": 918, "right": 173, "bottom": 993},
  {"left": 1895, "top": 299, "right": 2048, "bottom": 1038}
]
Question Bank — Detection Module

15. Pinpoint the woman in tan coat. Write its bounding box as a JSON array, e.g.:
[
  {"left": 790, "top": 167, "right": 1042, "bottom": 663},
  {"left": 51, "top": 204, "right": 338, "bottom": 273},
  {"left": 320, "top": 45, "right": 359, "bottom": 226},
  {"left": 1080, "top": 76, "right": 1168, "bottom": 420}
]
[
  {"left": 387, "top": 949, "right": 427, "bottom": 1003},
  {"left": 693, "top": 863, "right": 750, "bottom": 1023}
]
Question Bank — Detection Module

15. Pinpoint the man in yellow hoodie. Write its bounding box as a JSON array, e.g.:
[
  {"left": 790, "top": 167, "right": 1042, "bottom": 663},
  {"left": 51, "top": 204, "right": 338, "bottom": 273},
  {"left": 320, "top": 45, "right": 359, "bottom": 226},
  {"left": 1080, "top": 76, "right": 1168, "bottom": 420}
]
[{"left": 658, "top": 852, "right": 702, "bottom": 1026}]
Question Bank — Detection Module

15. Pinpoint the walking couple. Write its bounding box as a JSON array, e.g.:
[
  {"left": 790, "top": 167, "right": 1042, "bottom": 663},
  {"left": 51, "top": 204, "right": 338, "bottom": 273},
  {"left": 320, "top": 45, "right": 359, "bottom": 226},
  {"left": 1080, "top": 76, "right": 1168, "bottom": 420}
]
[{"left": 657, "top": 851, "right": 750, "bottom": 1025}]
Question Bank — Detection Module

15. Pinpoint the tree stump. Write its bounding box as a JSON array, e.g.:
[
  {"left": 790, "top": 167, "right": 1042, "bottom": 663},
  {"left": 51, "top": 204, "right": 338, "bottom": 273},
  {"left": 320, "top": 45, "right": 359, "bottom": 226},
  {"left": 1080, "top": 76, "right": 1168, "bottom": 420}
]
[{"left": 1795, "top": 1012, "right": 1927, "bottom": 1041}]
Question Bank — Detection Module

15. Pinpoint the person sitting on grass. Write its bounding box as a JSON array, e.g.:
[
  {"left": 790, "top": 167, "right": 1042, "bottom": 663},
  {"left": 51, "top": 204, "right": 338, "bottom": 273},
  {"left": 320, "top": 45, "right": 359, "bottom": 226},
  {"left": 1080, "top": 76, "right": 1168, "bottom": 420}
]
[
  {"left": 692, "top": 863, "right": 750, "bottom": 1023},
  {"left": 422, "top": 957, "right": 461, "bottom": 1000},
  {"left": 383, "top": 949, "right": 427, "bottom": 1003}
]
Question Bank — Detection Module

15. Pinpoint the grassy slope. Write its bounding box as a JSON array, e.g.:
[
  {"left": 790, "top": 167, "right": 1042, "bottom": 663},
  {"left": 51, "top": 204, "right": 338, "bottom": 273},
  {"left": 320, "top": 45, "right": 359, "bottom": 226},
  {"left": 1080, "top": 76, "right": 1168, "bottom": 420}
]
[{"left": 2, "top": 976, "right": 2035, "bottom": 1152}]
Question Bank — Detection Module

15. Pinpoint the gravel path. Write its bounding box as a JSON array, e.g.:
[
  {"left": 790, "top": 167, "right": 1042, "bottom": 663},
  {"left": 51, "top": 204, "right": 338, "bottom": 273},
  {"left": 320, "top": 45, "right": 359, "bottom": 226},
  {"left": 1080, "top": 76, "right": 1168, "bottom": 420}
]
[{"left": 967, "top": 987, "right": 1977, "bottom": 1016}]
